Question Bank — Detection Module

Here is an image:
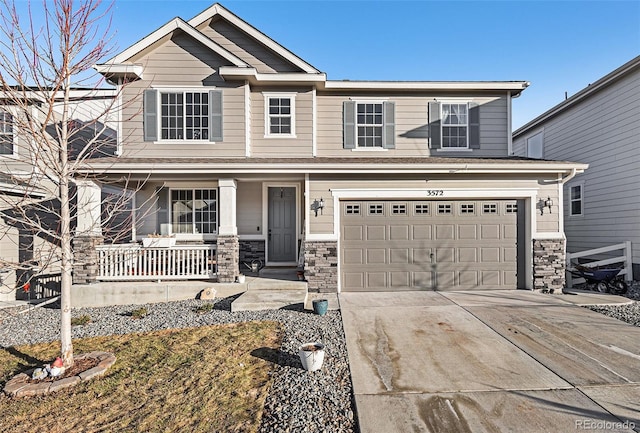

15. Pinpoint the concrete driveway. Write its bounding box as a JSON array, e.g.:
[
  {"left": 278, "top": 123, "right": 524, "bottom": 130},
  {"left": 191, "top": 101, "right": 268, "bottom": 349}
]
[{"left": 339, "top": 291, "right": 640, "bottom": 433}]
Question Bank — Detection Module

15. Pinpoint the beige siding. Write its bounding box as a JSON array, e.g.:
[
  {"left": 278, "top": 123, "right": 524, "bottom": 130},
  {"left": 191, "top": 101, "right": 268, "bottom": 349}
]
[
  {"left": 250, "top": 87, "right": 313, "bottom": 157},
  {"left": 520, "top": 67, "right": 640, "bottom": 264},
  {"left": 309, "top": 174, "right": 560, "bottom": 235},
  {"left": 237, "top": 181, "right": 262, "bottom": 235},
  {"left": 315, "top": 93, "right": 509, "bottom": 158},
  {"left": 121, "top": 33, "right": 246, "bottom": 158},
  {"left": 197, "top": 18, "right": 302, "bottom": 73}
]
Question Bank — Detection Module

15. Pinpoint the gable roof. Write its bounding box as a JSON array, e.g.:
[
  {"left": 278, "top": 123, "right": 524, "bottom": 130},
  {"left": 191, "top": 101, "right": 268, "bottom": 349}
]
[
  {"left": 188, "top": 3, "right": 320, "bottom": 74},
  {"left": 98, "top": 16, "right": 249, "bottom": 73},
  {"left": 514, "top": 55, "right": 640, "bottom": 138}
]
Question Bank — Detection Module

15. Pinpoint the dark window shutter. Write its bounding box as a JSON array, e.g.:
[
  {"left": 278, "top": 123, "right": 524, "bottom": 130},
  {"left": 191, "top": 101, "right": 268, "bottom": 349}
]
[
  {"left": 469, "top": 102, "right": 480, "bottom": 149},
  {"left": 428, "top": 101, "right": 441, "bottom": 149},
  {"left": 382, "top": 101, "right": 395, "bottom": 149},
  {"left": 209, "top": 90, "right": 223, "bottom": 142},
  {"left": 156, "top": 187, "right": 169, "bottom": 234},
  {"left": 143, "top": 89, "right": 158, "bottom": 142},
  {"left": 343, "top": 101, "right": 356, "bottom": 149}
]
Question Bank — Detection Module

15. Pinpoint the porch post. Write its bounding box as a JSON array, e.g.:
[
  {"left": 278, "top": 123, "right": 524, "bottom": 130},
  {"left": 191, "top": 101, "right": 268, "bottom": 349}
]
[
  {"left": 73, "top": 179, "right": 103, "bottom": 284},
  {"left": 217, "top": 179, "right": 239, "bottom": 283}
]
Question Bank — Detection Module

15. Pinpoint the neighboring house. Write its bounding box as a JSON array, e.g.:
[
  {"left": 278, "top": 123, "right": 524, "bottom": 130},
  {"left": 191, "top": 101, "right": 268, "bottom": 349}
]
[
  {"left": 82, "top": 2, "right": 586, "bottom": 294},
  {"left": 513, "top": 56, "right": 639, "bottom": 280},
  {"left": 0, "top": 89, "right": 116, "bottom": 302}
]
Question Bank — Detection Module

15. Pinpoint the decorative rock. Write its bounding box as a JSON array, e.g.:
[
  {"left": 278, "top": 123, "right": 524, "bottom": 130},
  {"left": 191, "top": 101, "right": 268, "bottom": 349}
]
[
  {"left": 200, "top": 287, "right": 217, "bottom": 300},
  {"left": 48, "top": 376, "right": 81, "bottom": 392}
]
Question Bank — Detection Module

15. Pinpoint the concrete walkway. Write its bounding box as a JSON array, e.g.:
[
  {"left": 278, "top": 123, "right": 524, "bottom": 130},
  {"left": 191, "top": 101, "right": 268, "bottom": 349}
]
[{"left": 340, "top": 290, "right": 640, "bottom": 433}]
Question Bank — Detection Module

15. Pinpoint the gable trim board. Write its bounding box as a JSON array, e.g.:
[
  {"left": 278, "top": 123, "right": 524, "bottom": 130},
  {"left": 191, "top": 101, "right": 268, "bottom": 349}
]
[
  {"left": 188, "top": 3, "right": 320, "bottom": 74},
  {"left": 108, "top": 17, "right": 248, "bottom": 67}
]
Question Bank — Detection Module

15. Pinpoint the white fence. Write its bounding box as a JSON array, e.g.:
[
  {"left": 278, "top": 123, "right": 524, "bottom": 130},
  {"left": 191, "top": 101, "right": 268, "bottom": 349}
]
[
  {"left": 566, "top": 241, "right": 633, "bottom": 287},
  {"left": 97, "top": 244, "right": 217, "bottom": 281}
]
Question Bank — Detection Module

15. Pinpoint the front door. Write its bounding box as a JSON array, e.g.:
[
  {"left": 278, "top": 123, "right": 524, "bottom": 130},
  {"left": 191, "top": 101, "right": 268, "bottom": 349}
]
[{"left": 268, "top": 187, "right": 297, "bottom": 262}]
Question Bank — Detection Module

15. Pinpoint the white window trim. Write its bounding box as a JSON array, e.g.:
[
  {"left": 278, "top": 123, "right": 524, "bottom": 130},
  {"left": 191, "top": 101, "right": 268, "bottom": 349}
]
[
  {"left": 569, "top": 182, "right": 584, "bottom": 217},
  {"left": 0, "top": 108, "right": 19, "bottom": 158},
  {"left": 263, "top": 92, "right": 296, "bottom": 138},
  {"left": 440, "top": 101, "right": 470, "bottom": 150},
  {"left": 354, "top": 100, "right": 385, "bottom": 149},
  {"left": 155, "top": 88, "right": 215, "bottom": 144},
  {"left": 168, "top": 187, "right": 219, "bottom": 239},
  {"left": 526, "top": 129, "right": 545, "bottom": 159}
]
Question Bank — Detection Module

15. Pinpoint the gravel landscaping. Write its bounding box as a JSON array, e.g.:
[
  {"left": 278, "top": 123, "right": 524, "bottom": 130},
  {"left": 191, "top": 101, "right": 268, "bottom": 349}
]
[
  {"left": 586, "top": 281, "right": 640, "bottom": 328},
  {"left": 0, "top": 297, "right": 357, "bottom": 433}
]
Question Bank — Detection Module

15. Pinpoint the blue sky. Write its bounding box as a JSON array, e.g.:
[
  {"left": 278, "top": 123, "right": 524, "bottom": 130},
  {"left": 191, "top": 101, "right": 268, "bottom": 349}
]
[{"left": 13, "top": 0, "right": 640, "bottom": 129}]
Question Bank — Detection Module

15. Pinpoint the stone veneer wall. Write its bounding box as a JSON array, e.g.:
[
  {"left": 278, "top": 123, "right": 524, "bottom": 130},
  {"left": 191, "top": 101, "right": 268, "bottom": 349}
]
[
  {"left": 216, "top": 235, "right": 239, "bottom": 283},
  {"left": 72, "top": 235, "right": 104, "bottom": 284},
  {"left": 239, "top": 240, "right": 266, "bottom": 269},
  {"left": 533, "top": 238, "right": 566, "bottom": 291},
  {"left": 304, "top": 240, "right": 338, "bottom": 293}
]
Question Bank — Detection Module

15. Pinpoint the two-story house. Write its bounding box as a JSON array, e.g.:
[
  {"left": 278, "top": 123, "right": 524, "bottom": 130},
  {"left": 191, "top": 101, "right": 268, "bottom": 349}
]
[
  {"left": 513, "top": 56, "right": 639, "bottom": 280},
  {"left": 82, "top": 3, "right": 586, "bottom": 296}
]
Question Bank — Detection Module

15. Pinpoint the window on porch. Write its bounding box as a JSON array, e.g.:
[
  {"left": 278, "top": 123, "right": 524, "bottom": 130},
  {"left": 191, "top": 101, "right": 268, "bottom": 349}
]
[{"left": 171, "top": 189, "right": 218, "bottom": 234}]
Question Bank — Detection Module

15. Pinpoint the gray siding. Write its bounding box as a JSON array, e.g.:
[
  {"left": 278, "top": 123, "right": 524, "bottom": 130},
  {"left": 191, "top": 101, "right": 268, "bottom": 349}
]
[
  {"left": 250, "top": 87, "right": 313, "bottom": 157},
  {"left": 121, "top": 33, "right": 246, "bottom": 158},
  {"left": 197, "top": 18, "right": 302, "bottom": 73},
  {"left": 316, "top": 93, "right": 509, "bottom": 157},
  {"left": 523, "top": 68, "right": 640, "bottom": 264},
  {"left": 237, "top": 181, "right": 262, "bottom": 235}
]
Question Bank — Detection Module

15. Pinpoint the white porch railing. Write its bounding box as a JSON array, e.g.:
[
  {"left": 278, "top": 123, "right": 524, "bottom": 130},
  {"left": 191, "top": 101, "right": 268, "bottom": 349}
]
[
  {"left": 97, "top": 244, "right": 217, "bottom": 281},
  {"left": 566, "top": 241, "right": 633, "bottom": 287}
]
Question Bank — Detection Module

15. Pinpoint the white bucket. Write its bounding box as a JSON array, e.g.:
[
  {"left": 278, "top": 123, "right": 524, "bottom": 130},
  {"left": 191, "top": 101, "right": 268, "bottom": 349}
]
[
  {"left": 237, "top": 274, "right": 245, "bottom": 283},
  {"left": 298, "top": 342, "right": 325, "bottom": 372}
]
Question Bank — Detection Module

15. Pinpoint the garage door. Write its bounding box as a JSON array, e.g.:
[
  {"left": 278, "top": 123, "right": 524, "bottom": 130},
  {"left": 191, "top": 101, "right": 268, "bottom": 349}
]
[{"left": 341, "top": 200, "right": 520, "bottom": 291}]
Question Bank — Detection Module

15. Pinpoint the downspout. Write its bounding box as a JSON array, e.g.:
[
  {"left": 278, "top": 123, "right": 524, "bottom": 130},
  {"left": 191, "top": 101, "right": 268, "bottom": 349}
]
[{"left": 561, "top": 167, "right": 578, "bottom": 184}]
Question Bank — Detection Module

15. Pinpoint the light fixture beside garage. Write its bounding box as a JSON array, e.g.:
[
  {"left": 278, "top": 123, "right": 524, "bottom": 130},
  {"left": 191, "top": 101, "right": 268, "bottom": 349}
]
[
  {"left": 312, "top": 197, "right": 325, "bottom": 217},
  {"left": 539, "top": 196, "right": 554, "bottom": 214}
]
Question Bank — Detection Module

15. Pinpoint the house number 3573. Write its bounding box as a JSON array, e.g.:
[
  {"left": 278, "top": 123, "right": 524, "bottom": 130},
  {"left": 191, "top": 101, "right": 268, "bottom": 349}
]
[{"left": 426, "top": 190, "right": 444, "bottom": 196}]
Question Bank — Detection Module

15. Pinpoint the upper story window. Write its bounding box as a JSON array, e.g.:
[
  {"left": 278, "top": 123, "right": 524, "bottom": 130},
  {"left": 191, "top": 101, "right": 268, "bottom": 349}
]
[
  {"left": 343, "top": 100, "right": 395, "bottom": 150},
  {"left": 161, "top": 91, "right": 209, "bottom": 140},
  {"left": 0, "top": 111, "right": 15, "bottom": 155},
  {"left": 526, "top": 131, "right": 544, "bottom": 159},
  {"left": 264, "top": 93, "right": 295, "bottom": 137},
  {"left": 428, "top": 101, "right": 479, "bottom": 151},
  {"left": 442, "top": 103, "right": 468, "bottom": 148},
  {"left": 569, "top": 184, "right": 583, "bottom": 216},
  {"left": 143, "top": 89, "right": 223, "bottom": 142},
  {"left": 357, "top": 103, "right": 383, "bottom": 147}
]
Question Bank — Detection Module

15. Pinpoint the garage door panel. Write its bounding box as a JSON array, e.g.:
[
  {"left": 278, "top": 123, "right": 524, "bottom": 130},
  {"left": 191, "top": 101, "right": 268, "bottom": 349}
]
[
  {"left": 481, "top": 225, "right": 500, "bottom": 239},
  {"left": 458, "top": 247, "right": 477, "bottom": 262},
  {"left": 390, "top": 225, "right": 409, "bottom": 240},
  {"left": 413, "top": 225, "right": 432, "bottom": 240},
  {"left": 366, "top": 272, "right": 387, "bottom": 288},
  {"left": 366, "top": 226, "right": 386, "bottom": 241},
  {"left": 482, "top": 270, "right": 501, "bottom": 286},
  {"left": 481, "top": 247, "right": 500, "bottom": 262},
  {"left": 458, "top": 224, "right": 478, "bottom": 240},
  {"left": 459, "top": 271, "right": 479, "bottom": 287},
  {"left": 341, "top": 200, "right": 519, "bottom": 292},
  {"left": 435, "top": 225, "right": 455, "bottom": 240},
  {"left": 366, "top": 249, "right": 386, "bottom": 264},
  {"left": 344, "top": 273, "right": 365, "bottom": 290},
  {"left": 436, "top": 248, "right": 455, "bottom": 263},
  {"left": 343, "top": 226, "right": 364, "bottom": 241},
  {"left": 390, "top": 248, "right": 409, "bottom": 264},
  {"left": 343, "top": 249, "right": 364, "bottom": 265},
  {"left": 390, "top": 272, "right": 410, "bottom": 287}
]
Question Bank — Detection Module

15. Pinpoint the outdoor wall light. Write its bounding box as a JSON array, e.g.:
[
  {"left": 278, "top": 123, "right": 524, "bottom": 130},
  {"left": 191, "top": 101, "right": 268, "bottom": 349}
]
[
  {"left": 312, "top": 197, "right": 325, "bottom": 217},
  {"left": 539, "top": 196, "right": 553, "bottom": 215}
]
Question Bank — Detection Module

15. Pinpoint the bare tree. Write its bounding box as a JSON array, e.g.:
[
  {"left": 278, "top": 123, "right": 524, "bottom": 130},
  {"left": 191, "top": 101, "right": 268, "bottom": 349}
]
[{"left": 0, "top": 0, "right": 132, "bottom": 368}]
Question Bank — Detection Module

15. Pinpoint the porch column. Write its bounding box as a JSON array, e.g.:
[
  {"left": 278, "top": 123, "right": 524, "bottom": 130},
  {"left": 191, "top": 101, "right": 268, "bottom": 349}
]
[
  {"left": 216, "top": 179, "right": 239, "bottom": 283},
  {"left": 73, "top": 180, "right": 103, "bottom": 284}
]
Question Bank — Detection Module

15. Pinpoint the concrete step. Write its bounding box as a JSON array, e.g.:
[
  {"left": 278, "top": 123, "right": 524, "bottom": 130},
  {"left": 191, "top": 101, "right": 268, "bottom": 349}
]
[
  {"left": 231, "top": 288, "right": 307, "bottom": 312},
  {"left": 246, "top": 276, "right": 307, "bottom": 291}
]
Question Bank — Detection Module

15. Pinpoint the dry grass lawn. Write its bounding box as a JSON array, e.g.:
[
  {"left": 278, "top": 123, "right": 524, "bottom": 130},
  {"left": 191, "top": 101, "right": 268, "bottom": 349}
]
[{"left": 0, "top": 321, "right": 282, "bottom": 433}]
